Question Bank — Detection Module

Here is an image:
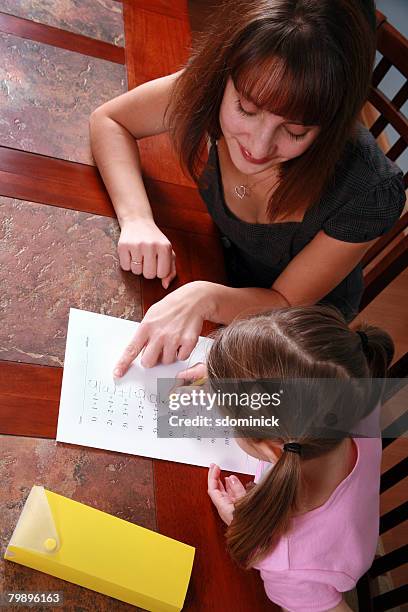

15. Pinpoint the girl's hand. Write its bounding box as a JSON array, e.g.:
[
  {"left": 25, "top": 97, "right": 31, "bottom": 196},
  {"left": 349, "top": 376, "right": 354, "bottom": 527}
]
[
  {"left": 114, "top": 281, "right": 213, "bottom": 375},
  {"left": 207, "top": 464, "right": 246, "bottom": 526},
  {"left": 168, "top": 363, "right": 208, "bottom": 397},
  {"left": 118, "top": 218, "right": 176, "bottom": 289},
  {"left": 176, "top": 362, "right": 208, "bottom": 383}
]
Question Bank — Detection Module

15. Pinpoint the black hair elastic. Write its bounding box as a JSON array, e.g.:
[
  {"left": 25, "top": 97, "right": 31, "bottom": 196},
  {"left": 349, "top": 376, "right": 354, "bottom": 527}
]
[
  {"left": 283, "top": 442, "right": 302, "bottom": 455},
  {"left": 356, "top": 330, "right": 369, "bottom": 355}
]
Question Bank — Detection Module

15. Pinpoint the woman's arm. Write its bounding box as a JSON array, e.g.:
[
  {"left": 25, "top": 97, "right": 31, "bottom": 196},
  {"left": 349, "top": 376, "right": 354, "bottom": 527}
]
[
  {"left": 208, "top": 230, "right": 376, "bottom": 324},
  {"left": 89, "top": 72, "right": 182, "bottom": 286},
  {"left": 114, "top": 231, "right": 374, "bottom": 373},
  {"left": 90, "top": 71, "right": 180, "bottom": 222}
]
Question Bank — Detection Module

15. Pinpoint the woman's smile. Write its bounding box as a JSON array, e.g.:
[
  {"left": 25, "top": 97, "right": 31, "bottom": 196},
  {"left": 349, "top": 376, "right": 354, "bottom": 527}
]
[{"left": 239, "top": 143, "right": 274, "bottom": 165}]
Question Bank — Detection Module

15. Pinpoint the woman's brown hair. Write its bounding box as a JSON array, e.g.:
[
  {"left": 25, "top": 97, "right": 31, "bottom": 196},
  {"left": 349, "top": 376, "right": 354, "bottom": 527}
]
[
  {"left": 206, "top": 305, "right": 394, "bottom": 568},
  {"left": 168, "top": 0, "right": 376, "bottom": 220}
]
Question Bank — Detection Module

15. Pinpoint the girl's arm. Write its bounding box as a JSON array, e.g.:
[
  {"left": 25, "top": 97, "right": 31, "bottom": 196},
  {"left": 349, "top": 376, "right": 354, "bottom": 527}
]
[
  {"left": 89, "top": 72, "right": 182, "bottom": 287},
  {"left": 328, "top": 600, "right": 353, "bottom": 612}
]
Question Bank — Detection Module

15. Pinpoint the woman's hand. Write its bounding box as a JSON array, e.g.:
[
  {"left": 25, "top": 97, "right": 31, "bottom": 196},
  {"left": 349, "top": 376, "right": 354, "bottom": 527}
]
[
  {"left": 114, "top": 281, "right": 214, "bottom": 375},
  {"left": 207, "top": 464, "right": 246, "bottom": 526},
  {"left": 118, "top": 218, "right": 176, "bottom": 289}
]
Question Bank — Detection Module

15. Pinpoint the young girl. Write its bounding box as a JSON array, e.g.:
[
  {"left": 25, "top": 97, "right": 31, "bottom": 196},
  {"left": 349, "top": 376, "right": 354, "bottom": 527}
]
[
  {"left": 89, "top": 0, "right": 405, "bottom": 373},
  {"left": 177, "top": 305, "right": 394, "bottom": 612}
]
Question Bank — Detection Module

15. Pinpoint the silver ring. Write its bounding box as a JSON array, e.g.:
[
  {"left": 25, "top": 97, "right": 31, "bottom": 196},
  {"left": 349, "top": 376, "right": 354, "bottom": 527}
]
[{"left": 131, "top": 260, "right": 142, "bottom": 265}]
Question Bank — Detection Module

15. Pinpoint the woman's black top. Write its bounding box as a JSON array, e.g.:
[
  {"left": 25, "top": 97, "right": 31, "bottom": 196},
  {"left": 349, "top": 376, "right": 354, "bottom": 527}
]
[{"left": 198, "top": 124, "right": 406, "bottom": 322}]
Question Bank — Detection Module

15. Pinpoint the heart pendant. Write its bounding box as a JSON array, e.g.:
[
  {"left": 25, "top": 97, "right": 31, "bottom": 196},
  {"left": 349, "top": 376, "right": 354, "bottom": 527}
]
[{"left": 234, "top": 185, "right": 248, "bottom": 199}]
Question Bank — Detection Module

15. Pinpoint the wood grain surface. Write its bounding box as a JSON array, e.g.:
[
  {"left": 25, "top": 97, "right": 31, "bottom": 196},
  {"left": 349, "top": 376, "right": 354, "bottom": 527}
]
[{"left": 0, "top": 11, "right": 125, "bottom": 64}]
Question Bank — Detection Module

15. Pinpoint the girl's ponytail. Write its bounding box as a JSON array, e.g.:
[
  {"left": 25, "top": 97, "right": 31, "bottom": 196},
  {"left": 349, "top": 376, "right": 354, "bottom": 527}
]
[
  {"left": 226, "top": 449, "right": 301, "bottom": 568},
  {"left": 355, "top": 324, "right": 394, "bottom": 378}
]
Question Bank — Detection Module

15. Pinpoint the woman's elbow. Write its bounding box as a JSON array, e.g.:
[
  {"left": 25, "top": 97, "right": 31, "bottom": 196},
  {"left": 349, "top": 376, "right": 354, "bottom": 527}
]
[{"left": 89, "top": 105, "right": 106, "bottom": 128}]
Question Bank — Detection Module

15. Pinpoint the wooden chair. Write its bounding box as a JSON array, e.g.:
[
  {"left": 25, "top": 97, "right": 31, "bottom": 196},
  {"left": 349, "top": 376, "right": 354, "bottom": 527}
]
[
  {"left": 357, "top": 17, "right": 408, "bottom": 606},
  {"left": 356, "top": 351, "right": 408, "bottom": 611},
  {"left": 360, "top": 10, "right": 408, "bottom": 311}
]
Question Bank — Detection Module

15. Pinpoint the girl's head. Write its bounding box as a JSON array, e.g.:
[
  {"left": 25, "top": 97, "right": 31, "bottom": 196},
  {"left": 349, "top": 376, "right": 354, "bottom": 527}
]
[
  {"left": 169, "top": 0, "right": 376, "bottom": 219},
  {"left": 206, "top": 304, "right": 393, "bottom": 567}
]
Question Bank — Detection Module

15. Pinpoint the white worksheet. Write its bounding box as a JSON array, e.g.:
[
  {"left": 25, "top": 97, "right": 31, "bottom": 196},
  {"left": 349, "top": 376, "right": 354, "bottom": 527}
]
[{"left": 57, "top": 309, "right": 258, "bottom": 475}]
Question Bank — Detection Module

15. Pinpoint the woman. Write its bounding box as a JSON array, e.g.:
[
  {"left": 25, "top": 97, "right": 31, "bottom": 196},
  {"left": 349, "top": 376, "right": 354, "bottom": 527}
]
[{"left": 89, "top": 0, "right": 405, "bottom": 373}]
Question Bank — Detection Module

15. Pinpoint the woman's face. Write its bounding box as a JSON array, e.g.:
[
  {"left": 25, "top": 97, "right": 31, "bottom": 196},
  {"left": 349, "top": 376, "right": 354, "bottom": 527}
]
[{"left": 219, "top": 78, "right": 320, "bottom": 175}]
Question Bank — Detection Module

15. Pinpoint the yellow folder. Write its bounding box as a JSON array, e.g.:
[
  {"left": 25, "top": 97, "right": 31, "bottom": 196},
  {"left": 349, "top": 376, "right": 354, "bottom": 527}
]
[{"left": 5, "top": 486, "right": 195, "bottom": 611}]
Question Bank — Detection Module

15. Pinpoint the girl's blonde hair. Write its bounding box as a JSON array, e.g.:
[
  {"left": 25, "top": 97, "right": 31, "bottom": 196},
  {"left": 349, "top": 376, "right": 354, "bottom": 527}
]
[{"left": 206, "top": 305, "right": 394, "bottom": 568}]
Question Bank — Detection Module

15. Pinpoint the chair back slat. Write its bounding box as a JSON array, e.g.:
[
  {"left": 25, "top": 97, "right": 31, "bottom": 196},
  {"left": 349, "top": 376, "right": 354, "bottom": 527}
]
[
  {"left": 392, "top": 81, "right": 408, "bottom": 110},
  {"left": 379, "top": 501, "right": 408, "bottom": 535},
  {"left": 357, "top": 576, "right": 374, "bottom": 612},
  {"left": 380, "top": 457, "right": 408, "bottom": 493},
  {"left": 369, "top": 111, "right": 388, "bottom": 140},
  {"left": 387, "top": 136, "right": 407, "bottom": 163},
  {"left": 376, "top": 14, "right": 408, "bottom": 79},
  {"left": 372, "top": 585, "right": 408, "bottom": 611},
  {"left": 370, "top": 545, "right": 408, "bottom": 578},
  {"left": 369, "top": 88, "right": 408, "bottom": 140},
  {"left": 362, "top": 211, "right": 408, "bottom": 268},
  {"left": 387, "top": 351, "right": 408, "bottom": 380},
  {"left": 372, "top": 56, "right": 392, "bottom": 88},
  {"left": 360, "top": 235, "right": 408, "bottom": 310},
  {"left": 369, "top": 82, "right": 408, "bottom": 140},
  {"left": 381, "top": 410, "right": 408, "bottom": 450}
]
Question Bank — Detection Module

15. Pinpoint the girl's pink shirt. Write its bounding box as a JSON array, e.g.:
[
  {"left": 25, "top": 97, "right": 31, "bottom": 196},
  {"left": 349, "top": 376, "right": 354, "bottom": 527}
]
[{"left": 252, "top": 437, "right": 382, "bottom": 611}]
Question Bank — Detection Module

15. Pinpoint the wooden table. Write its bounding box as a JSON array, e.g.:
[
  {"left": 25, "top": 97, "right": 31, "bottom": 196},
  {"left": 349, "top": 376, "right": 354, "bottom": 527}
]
[{"left": 0, "top": 1, "right": 276, "bottom": 609}]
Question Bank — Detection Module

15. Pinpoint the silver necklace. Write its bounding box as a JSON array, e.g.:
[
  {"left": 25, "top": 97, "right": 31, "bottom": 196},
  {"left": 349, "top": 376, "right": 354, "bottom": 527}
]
[
  {"left": 234, "top": 184, "right": 251, "bottom": 199},
  {"left": 234, "top": 170, "right": 279, "bottom": 200}
]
